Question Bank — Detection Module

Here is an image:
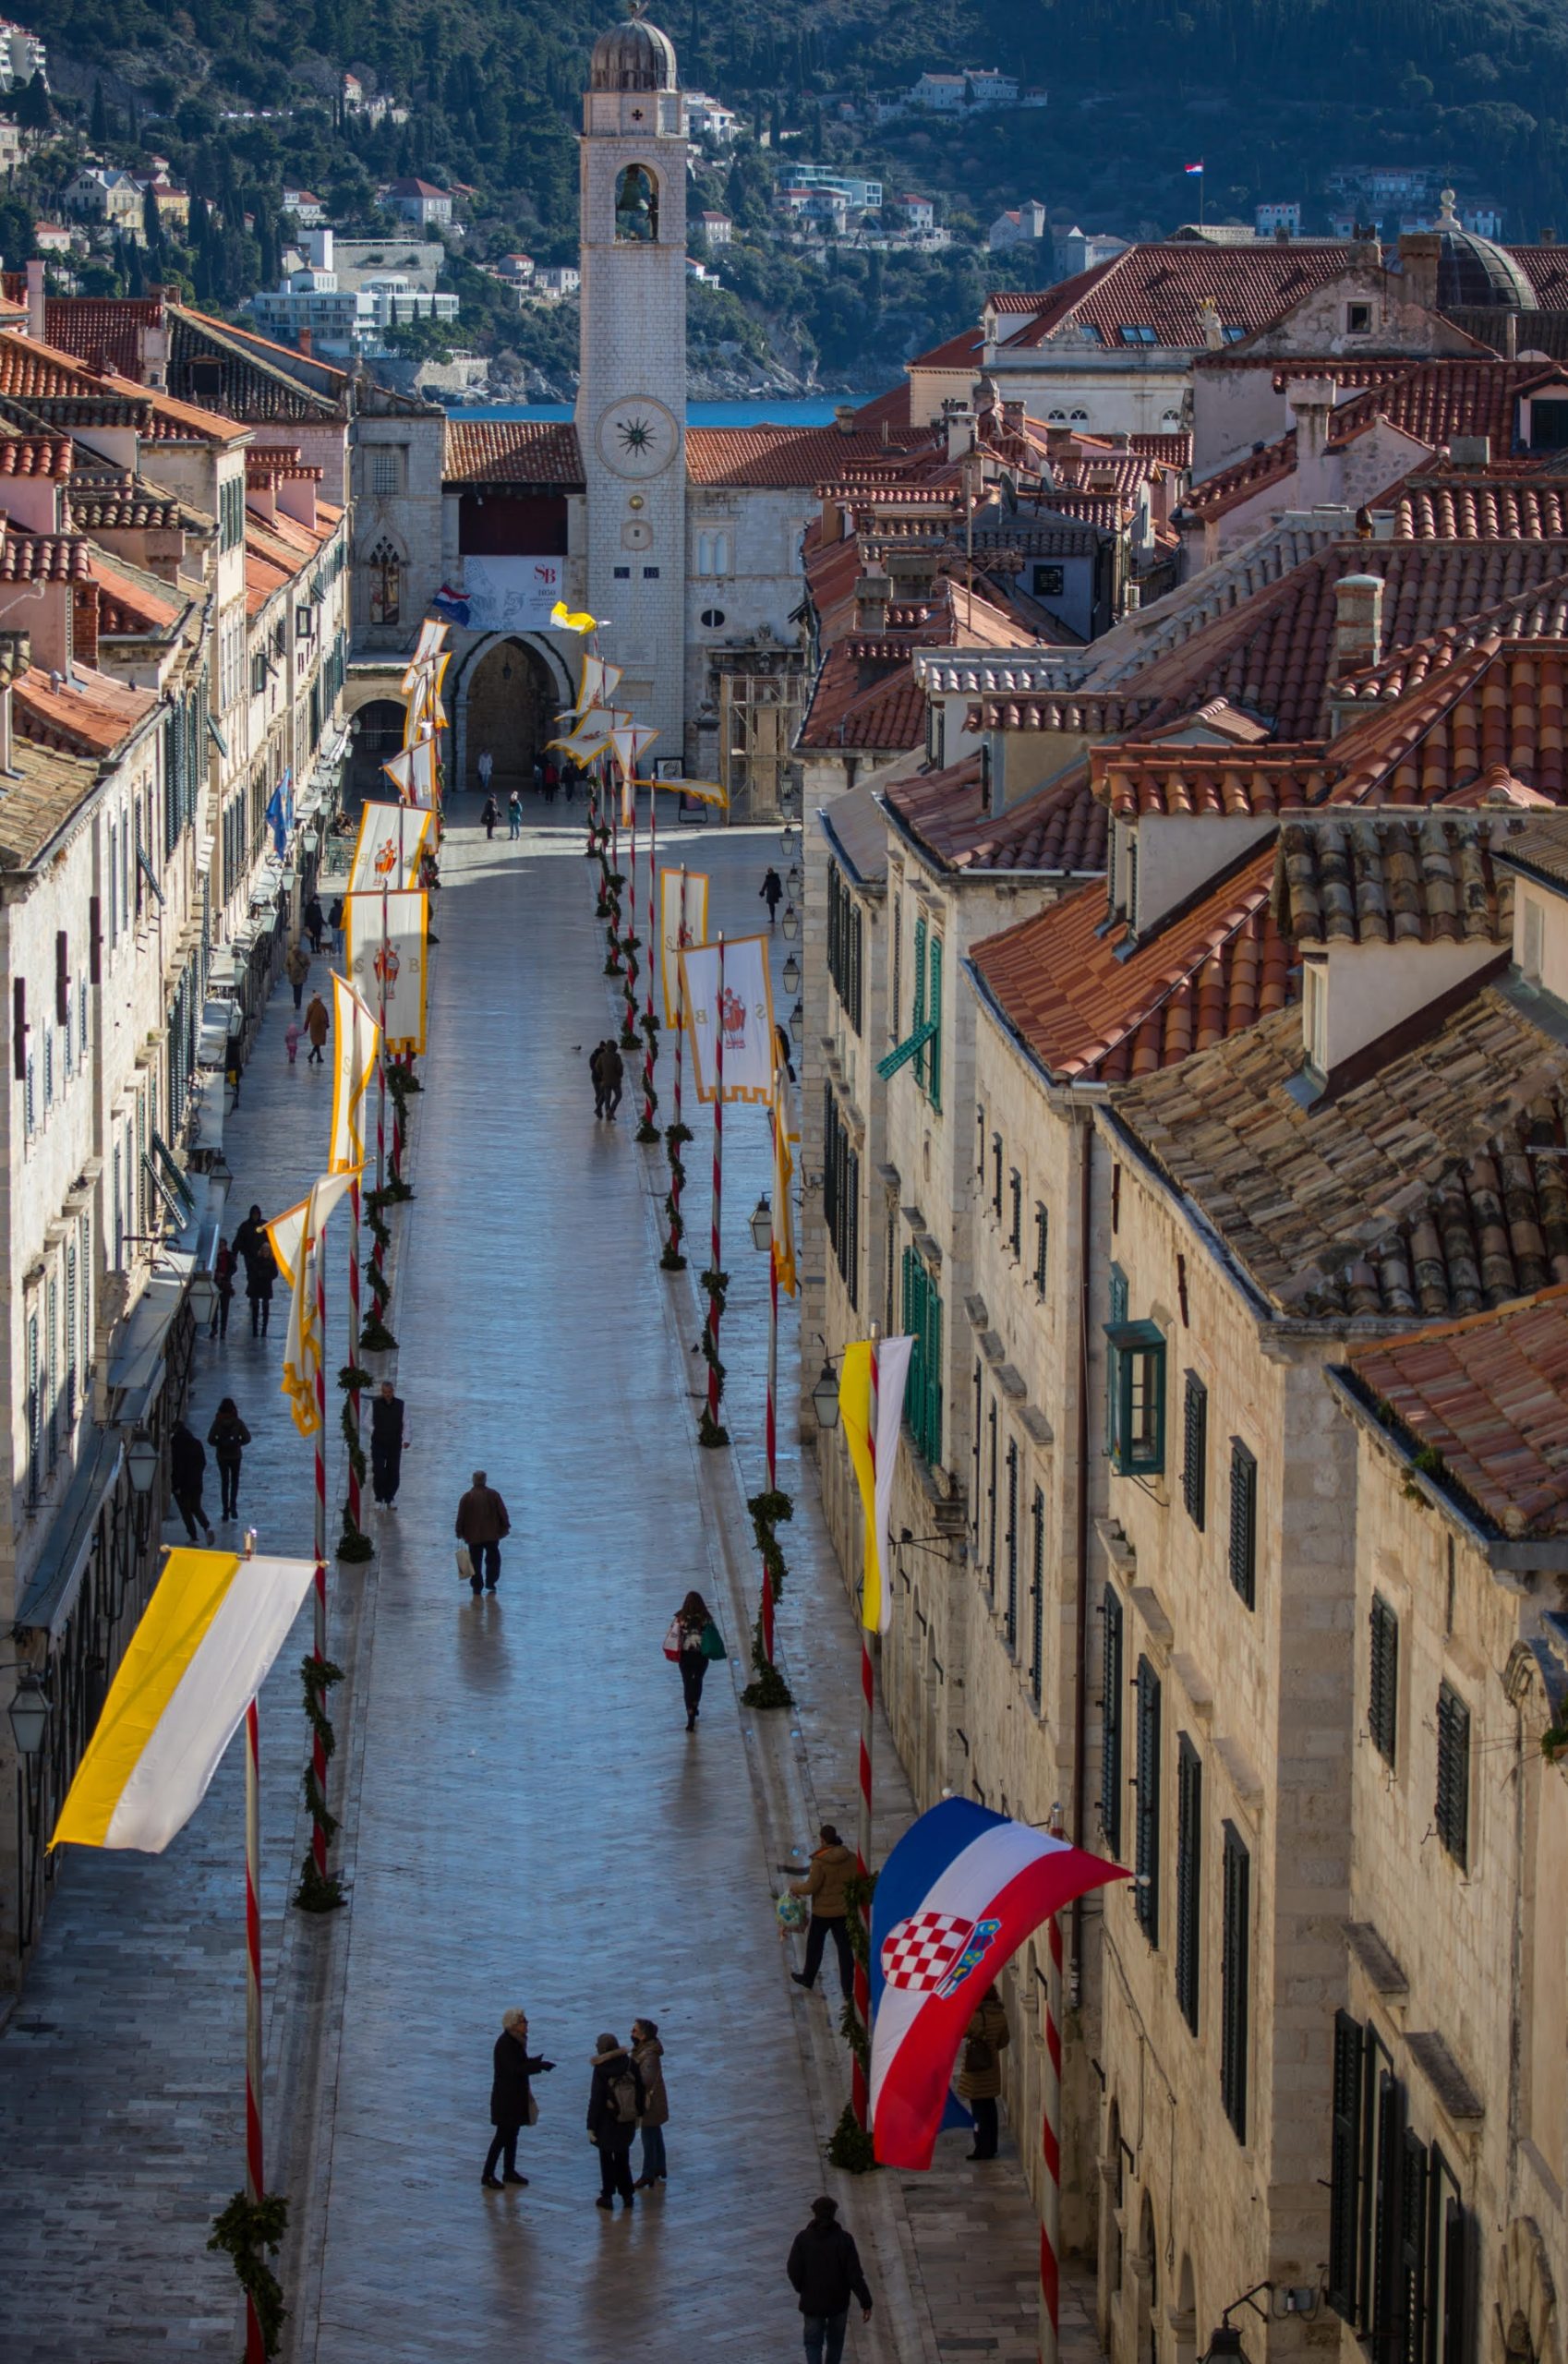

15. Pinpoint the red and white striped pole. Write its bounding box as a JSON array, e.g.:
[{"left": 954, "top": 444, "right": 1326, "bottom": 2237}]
[
  {"left": 346, "top": 1179, "right": 361, "bottom": 1529},
  {"left": 852, "top": 1333, "right": 878, "bottom": 2129},
  {"left": 243, "top": 1694, "right": 265, "bottom": 2364},
  {"left": 666, "top": 869, "right": 687, "bottom": 1263},
  {"left": 706, "top": 933, "right": 724, "bottom": 1432},
  {"left": 624, "top": 789, "right": 639, "bottom": 1043},
  {"left": 1041, "top": 1900, "right": 1064, "bottom": 2364},
  {"left": 311, "top": 1248, "right": 328, "bottom": 1882},
  {"left": 762, "top": 1114, "right": 779, "bottom": 1663},
  {"left": 642, "top": 780, "right": 657, "bottom": 1128}
]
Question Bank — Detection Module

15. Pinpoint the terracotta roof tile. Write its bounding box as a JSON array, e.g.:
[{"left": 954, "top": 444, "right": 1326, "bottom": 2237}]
[
  {"left": 0, "top": 529, "right": 90, "bottom": 583},
  {"left": 13, "top": 662, "right": 156, "bottom": 758},
  {"left": 0, "top": 434, "right": 73, "bottom": 480},
  {"left": 65, "top": 471, "right": 187, "bottom": 532},
  {"left": 37, "top": 296, "right": 164, "bottom": 380},
  {"left": 1346, "top": 1286, "right": 1568, "bottom": 1538},
  {"left": 996, "top": 243, "right": 1352, "bottom": 353},
  {"left": 972, "top": 847, "right": 1291, "bottom": 1082},
  {"left": 1334, "top": 567, "right": 1568, "bottom": 704},
  {"left": 1129, "top": 431, "right": 1192, "bottom": 466},
  {"left": 1095, "top": 742, "right": 1333, "bottom": 817},
  {"left": 1393, "top": 476, "right": 1568, "bottom": 540},
  {"left": 440, "top": 418, "right": 583, "bottom": 487},
  {"left": 90, "top": 553, "right": 181, "bottom": 633},
  {"left": 884, "top": 754, "right": 1106, "bottom": 875},
  {"left": 1109, "top": 985, "right": 1568, "bottom": 1320},
  {"left": 0, "top": 733, "right": 100, "bottom": 868},
  {"left": 687, "top": 422, "right": 938, "bottom": 487},
  {"left": 1272, "top": 811, "right": 1524, "bottom": 946}
]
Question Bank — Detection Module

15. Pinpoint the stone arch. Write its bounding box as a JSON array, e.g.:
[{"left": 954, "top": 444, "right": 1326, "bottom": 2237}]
[
  {"left": 1498, "top": 2218, "right": 1561, "bottom": 2364},
  {"left": 615, "top": 163, "right": 659, "bottom": 241},
  {"left": 452, "top": 632, "right": 573, "bottom": 795},
  {"left": 348, "top": 698, "right": 405, "bottom": 801}
]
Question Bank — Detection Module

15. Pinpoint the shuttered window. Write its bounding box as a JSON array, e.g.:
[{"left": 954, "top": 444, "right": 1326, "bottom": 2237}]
[
  {"left": 1398, "top": 2131, "right": 1429, "bottom": 2364},
  {"left": 1175, "top": 1735, "right": 1201, "bottom": 2031},
  {"left": 900, "top": 1247, "right": 944, "bottom": 1466},
  {"left": 1134, "top": 1656, "right": 1161, "bottom": 1945},
  {"left": 1008, "top": 1170, "right": 1022, "bottom": 1259},
  {"left": 1369, "top": 1594, "right": 1399, "bottom": 1765},
  {"left": 1101, "top": 1586, "right": 1123, "bottom": 1854},
  {"left": 986, "top": 1399, "right": 998, "bottom": 1597},
  {"left": 1004, "top": 1440, "right": 1019, "bottom": 1650},
  {"left": 1327, "top": 2010, "right": 1364, "bottom": 2320},
  {"left": 1228, "top": 1439, "right": 1258, "bottom": 1608},
  {"left": 1220, "top": 1822, "right": 1249, "bottom": 2141},
  {"left": 1182, "top": 1371, "right": 1207, "bottom": 1530},
  {"left": 1435, "top": 1683, "right": 1470, "bottom": 1867},
  {"left": 1029, "top": 1486, "right": 1045, "bottom": 1707},
  {"left": 992, "top": 1133, "right": 1004, "bottom": 1218},
  {"left": 911, "top": 913, "right": 927, "bottom": 1077},
  {"left": 925, "top": 935, "right": 942, "bottom": 1109},
  {"left": 1033, "top": 1202, "right": 1049, "bottom": 1297}
]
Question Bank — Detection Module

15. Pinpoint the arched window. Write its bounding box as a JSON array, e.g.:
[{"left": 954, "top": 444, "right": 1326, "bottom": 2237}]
[
  {"left": 1161, "top": 408, "right": 1182, "bottom": 427},
  {"left": 1070, "top": 408, "right": 1089, "bottom": 424},
  {"left": 369, "top": 540, "right": 402, "bottom": 627},
  {"left": 1048, "top": 409, "right": 1067, "bottom": 422},
  {"left": 616, "top": 163, "right": 659, "bottom": 241},
  {"left": 695, "top": 529, "right": 730, "bottom": 577}
]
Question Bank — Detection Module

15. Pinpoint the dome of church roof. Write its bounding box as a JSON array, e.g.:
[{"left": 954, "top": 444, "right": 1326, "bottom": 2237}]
[
  {"left": 590, "top": 12, "right": 679, "bottom": 92},
  {"left": 1431, "top": 189, "right": 1537, "bottom": 310}
]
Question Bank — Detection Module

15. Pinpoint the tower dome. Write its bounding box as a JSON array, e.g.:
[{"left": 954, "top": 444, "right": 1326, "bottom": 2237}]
[
  {"left": 590, "top": 8, "right": 678, "bottom": 93},
  {"left": 1431, "top": 188, "right": 1537, "bottom": 311}
]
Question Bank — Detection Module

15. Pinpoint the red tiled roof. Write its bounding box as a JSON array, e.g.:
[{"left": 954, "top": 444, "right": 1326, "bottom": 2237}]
[
  {"left": 1129, "top": 431, "right": 1192, "bottom": 466},
  {"left": 1272, "top": 810, "right": 1522, "bottom": 946},
  {"left": 851, "top": 381, "right": 912, "bottom": 431},
  {"left": 686, "top": 423, "right": 938, "bottom": 487},
  {"left": 1335, "top": 357, "right": 1568, "bottom": 450},
  {"left": 1326, "top": 641, "right": 1568, "bottom": 805},
  {"left": 36, "top": 296, "right": 164, "bottom": 380},
  {"left": 0, "top": 529, "right": 90, "bottom": 582},
  {"left": 440, "top": 417, "right": 584, "bottom": 486},
  {"left": 971, "top": 847, "right": 1292, "bottom": 1083},
  {"left": 995, "top": 243, "right": 1353, "bottom": 353},
  {"left": 1095, "top": 742, "right": 1334, "bottom": 818},
  {"left": 1347, "top": 1288, "right": 1568, "bottom": 1539},
  {"left": 0, "top": 435, "right": 72, "bottom": 479},
  {"left": 90, "top": 556, "right": 181, "bottom": 633},
  {"left": 1334, "top": 568, "right": 1568, "bottom": 705},
  {"left": 884, "top": 754, "right": 1106, "bottom": 874},
  {"left": 14, "top": 662, "right": 156, "bottom": 755},
  {"left": 1393, "top": 476, "right": 1568, "bottom": 540}
]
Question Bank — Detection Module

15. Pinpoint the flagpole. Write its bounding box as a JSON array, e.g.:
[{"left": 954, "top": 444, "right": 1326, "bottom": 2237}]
[
  {"left": 763, "top": 1127, "right": 778, "bottom": 1666},
  {"left": 641, "top": 777, "right": 658, "bottom": 1135},
  {"left": 1041, "top": 1890, "right": 1065, "bottom": 2364},
  {"left": 348, "top": 1175, "right": 362, "bottom": 1521},
  {"left": 244, "top": 1693, "right": 265, "bottom": 2364},
  {"left": 311, "top": 1250, "right": 328, "bottom": 1883},
  {"left": 706, "top": 932, "right": 725, "bottom": 1436},
  {"left": 853, "top": 1332, "right": 878, "bottom": 2131},
  {"left": 665, "top": 865, "right": 687, "bottom": 1267},
  {"left": 625, "top": 785, "right": 639, "bottom": 1048}
]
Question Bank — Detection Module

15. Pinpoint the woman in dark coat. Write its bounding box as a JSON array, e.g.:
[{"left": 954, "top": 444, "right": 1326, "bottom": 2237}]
[
  {"left": 483, "top": 2009, "right": 553, "bottom": 2189},
  {"left": 246, "top": 1236, "right": 277, "bottom": 1337},
  {"left": 169, "top": 1421, "right": 214, "bottom": 1543},
  {"left": 664, "top": 1589, "right": 715, "bottom": 1732},
  {"left": 211, "top": 1239, "right": 237, "bottom": 1340},
  {"left": 369, "top": 1381, "right": 406, "bottom": 1508},
  {"left": 231, "top": 1205, "right": 265, "bottom": 1273},
  {"left": 207, "top": 1398, "right": 251, "bottom": 1521}
]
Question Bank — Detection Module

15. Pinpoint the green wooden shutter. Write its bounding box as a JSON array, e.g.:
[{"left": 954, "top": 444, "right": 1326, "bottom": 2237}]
[
  {"left": 926, "top": 935, "right": 942, "bottom": 1107},
  {"left": 1030, "top": 1487, "right": 1045, "bottom": 1705},
  {"left": 1101, "top": 1587, "right": 1123, "bottom": 1853},
  {"left": 1221, "top": 1822, "right": 1250, "bottom": 2140},
  {"left": 1005, "top": 1441, "right": 1019, "bottom": 1648},
  {"left": 1182, "top": 1372, "right": 1208, "bottom": 1529},
  {"left": 1134, "top": 1656, "right": 1161, "bottom": 1945},
  {"left": 1229, "top": 1440, "right": 1257, "bottom": 1608},
  {"left": 911, "top": 914, "right": 927, "bottom": 1088},
  {"left": 1034, "top": 1203, "right": 1049, "bottom": 1297},
  {"left": 1369, "top": 1596, "right": 1398, "bottom": 1765},
  {"left": 1175, "top": 1735, "right": 1201, "bottom": 2030},
  {"left": 1398, "top": 2130, "right": 1429, "bottom": 2364},
  {"left": 986, "top": 1400, "right": 998, "bottom": 1594},
  {"left": 1327, "top": 2011, "right": 1365, "bottom": 2321},
  {"left": 1435, "top": 1684, "right": 1470, "bottom": 1865}
]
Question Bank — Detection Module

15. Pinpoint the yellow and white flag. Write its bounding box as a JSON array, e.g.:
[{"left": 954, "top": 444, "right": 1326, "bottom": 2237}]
[
  {"left": 329, "top": 974, "right": 380, "bottom": 1174},
  {"left": 608, "top": 721, "right": 658, "bottom": 780},
  {"left": 679, "top": 935, "right": 776, "bottom": 1104},
  {"left": 401, "top": 619, "right": 449, "bottom": 689},
  {"left": 350, "top": 801, "right": 430, "bottom": 891},
  {"left": 381, "top": 738, "right": 440, "bottom": 810},
  {"left": 576, "top": 654, "right": 622, "bottom": 716},
  {"left": 838, "top": 1337, "right": 915, "bottom": 1634},
  {"left": 548, "top": 707, "right": 630, "bottom": 764},
  {"left": 269, "top": 1168, "right": 360, "bottom": 1438},
  {"left": 550, "top": 600, "right": 599, "bottom": 634},
  {"left": 51, "top": 1549, "right": 319, "bottom": 1853},
  {"left": 403, "top": 653, "right": 449, "bottom": 745},
  {"left": 653, "top": 773, "right": 730, "bottom": 810},
  {"left": 657, "top": 866, "right": 708, "bottom": 1025},
  {"left": 772, "top": 1053, "right": 799, "bottom": 1299},
  {"left": 346, "top": 887, "right": 428, "bottom": 1053}
]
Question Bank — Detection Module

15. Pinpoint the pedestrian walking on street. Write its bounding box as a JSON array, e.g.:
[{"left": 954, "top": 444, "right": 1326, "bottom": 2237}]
[
  {"left": 508, "top": 790, "right": 523, "bottom": 839},
  {"left": 246, "top": 1234, "right": 278, "bottom": 1338},
  {"left": 664, "top": 1588, "right": 719, "bottom": 1731},
  {"left": 232, "top": 1205, "right": 265, "bottom": 1273},
  {"left": 305, "top": 992, "right": 330, "bottom": 1065},
  {"left": 477, "top": 748, "right": 495, "bottom": 796},
  {"left": 761, "top": 866, "right": 784, "bottom": 926},
  {"left": 958, "top": 1983, "right": 1011, "bottom": 2160},
  {"left": 304, "top": 894, "right": 326, "bottom": 954},
  {"left": 370, "top": 1380, "right": 406, "bottom": 1508},
  {"left": 598, "top": 1039, "right": 623, "bottom": 1121},
  {"left": 789, "top": 1824, "right": 856, "bottom": 2001},
  {"left": 586, "top": 2032, "right": 645, "bottom": 2212},
  {"left": 482, "top": 2008, "right": 553, "bottom": 2190},
  {"left": 532, "top": 756, "right": 544, "bottom": 798},
  {"left": 169, "top": 1419, "right": 215, "bottom": 1543},
  {"left": 211, "top": 1239, "right": 237, "bottom": 1340},
  {"left": 285, "top": 939, "right": 311, "bottom": 1010},
  {"left": 543, "top": 759, "right": 559, "bottom": 805},
  {"left": 284, "top": 1019, "right": 301, "bottom": 1065},
  {"left": 481, "top": 794, "right": 500, "bottom": 840},
  {"left": 328, "top": 896, "right": 345, "bottom": 959},
  {"left": 787, "top": 2196, "right": 874, "bottom": 2364},
  {"left": 455, "top": 1470, "right": 511, "bottom": 1594},
  {"left": 207, "top": 1398, "right": 251, "bottom": 1521},
  {"left": 630, "top": 2019, "right": 669, "bottom": 2189}
]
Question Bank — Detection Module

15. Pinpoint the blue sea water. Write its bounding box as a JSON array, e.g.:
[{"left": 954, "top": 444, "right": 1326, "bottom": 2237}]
[{"left": 451, "top": 396, "right": 885, "bottom": 426}]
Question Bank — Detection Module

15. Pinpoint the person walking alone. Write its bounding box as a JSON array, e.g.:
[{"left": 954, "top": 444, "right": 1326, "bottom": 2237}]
[
  {"left": 482, "top": 2008, "right": 553, "bottom": 2190},
  {"left": 631, "top": 2019, "right": 669, "bottom": 2189},
  {"left": 957, "top": 1983, "right": 1010, "bottom": 2160},
  {"left": 285, "top": 939, "right": 311, "bottom": 1010},
  {"left": 169, "top": 1419, "right": 215, "bottom": 1543},
  {"left": 455, "top": 1470, "right": 511, "bottom": 1594},
  {"left": 787, "top": 2196, "right": 874, "bottom": 2364},
  {"left": 508, "top": 789, "right": 523, "bottom": 839},
  {"left": 303, "top": 894, "right": 326, "bottom": 954},
  {"left": 328, "top": 896, "right": 345, "bottom": 959},
  {"left": 789, "top": 1824, "right": 856, "bottom": 2001},
  {"left": 481, "top": 794, "right": 500, "bottom": 840},
  {"left": 760, "top": 866, "right": 784, "bottom": 927},
  {"left": 598, "top": 1038, "right": 623, "bottom": 1121},
  {"left": 664, "top": 1589, "right": 718, "bottom": 1732},
  {"left": 370, "top": 1380, "right": 407, "bottom": 1508},
  {"left": 477, "top": 747, "right": 494, "bottom": 798},
  {"left": 207, "top": 1397, "right": 251, "bottom": 1522},
  {"left": 586, "top": 2032, "right": 645, "bottom": 2212},
  {"left": 305, "top": 991, "right": 330, "bottom": 1066},
  {"left": 245, "top": 1231, "right": 278, "bottom": 1338},
  {"left": 211, "top": 1238, "right": 237, "bottom": 1340}
]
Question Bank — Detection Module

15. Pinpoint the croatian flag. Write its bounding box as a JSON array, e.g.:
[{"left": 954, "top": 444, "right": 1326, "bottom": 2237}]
[
  {"left": 869, "top": 1797, "right": 1125, "bottom": 2169},
  {"left": 1185, "top": 161, "right": 1204, "bottom": 175}
]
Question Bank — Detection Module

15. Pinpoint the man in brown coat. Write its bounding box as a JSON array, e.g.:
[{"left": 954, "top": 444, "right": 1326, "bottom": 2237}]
[
  {"left": 456, "top": 1469, "right": 512, "bottom": 1594},
  {"left": 789, "top": 1823, "right": 857, "bottom": 2002},
  {"left": 285, "top": 940, "right": 311, "bottom": 1010},
  {"left": 957, "top": 1984, "right": 1010, "bottom": 2160},
  {"left": 304, "top": 992, "right": 330, "bottom": 1066}
]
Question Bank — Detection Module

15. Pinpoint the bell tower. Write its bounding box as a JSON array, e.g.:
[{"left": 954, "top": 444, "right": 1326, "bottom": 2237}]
[{"left": 576, "top": 9, "right": 688, "bottom": 753}]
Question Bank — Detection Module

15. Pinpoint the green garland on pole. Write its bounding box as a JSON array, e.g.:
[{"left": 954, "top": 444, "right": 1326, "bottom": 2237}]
[
  {"left": 740, "top": 1486, "right": 794, "bottom": 1707},
  {"left": 634, "top": 1007, "right": 661, "bottom": 1141},
  {"left": 696, "top": 1268, "right": 730, "bottom": 1448},
  {"left": 209, "top": 2191, "right": 289, "bottom": 2357},
  {"left": 293, "top": 1652, "right": 345, "bottom": 1912},
  {"left": 659, "top": 1119, "right": 692, "bottom": 1270},
  {"left": 825, "top": 1866, "right": 879, "bottom": 2170}
]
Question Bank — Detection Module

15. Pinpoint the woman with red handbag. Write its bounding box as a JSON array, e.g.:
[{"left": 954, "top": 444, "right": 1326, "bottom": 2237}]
[{"left": 663, "top": 1589, "right": 723, "bottom": 1732}]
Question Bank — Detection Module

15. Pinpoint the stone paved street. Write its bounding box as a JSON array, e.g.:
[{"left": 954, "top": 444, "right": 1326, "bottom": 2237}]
[{"left": 0, "top": 794, "right": 1097, "bottom": 2364}]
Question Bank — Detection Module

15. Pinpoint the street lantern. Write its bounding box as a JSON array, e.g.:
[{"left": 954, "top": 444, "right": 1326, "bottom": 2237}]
[
  {"left": 749, "top": 1193, "right": 773, "bottom": 1253},
  {"left": 7, "top": 1668, "right": 50, "bottom": 1758},
  {"left": 782, "top": 952, "right": 801, "bottom": 995},
  {"left": 187, "top": 1271, "right": 217, "bottom": 1329},
  {"left": 781, "top": 903, "right": 799, "bottom": 941},
  {"left": 786, "top": 862, "right": 802, "bottom": 899},
  {"left": 302, "top": 827, "right": 320, "bottom": 857},
  {"left": 124, "top": 1431, "right": 159, "bottom": 1496},
  {"left": 789, "top": 997, "right": 803, "bottom": 1044},
  {"left": 811, "top": 1359, "right": 840, "bottom": 1429}
]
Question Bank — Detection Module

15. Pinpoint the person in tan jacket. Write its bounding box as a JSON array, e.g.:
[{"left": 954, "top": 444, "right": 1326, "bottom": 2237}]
[
  {"left": 304, "top": 992, "right": 330, "bottom": 1065},
  {"left": 957, "top": 1984, "right": 1011, "bottom": 2160},
  {"left": 284, "top": 940, "right": 310, "bottom": 1010},
  {"left": 789, "top": 1823, "right": 857, "bottom": 2002}
]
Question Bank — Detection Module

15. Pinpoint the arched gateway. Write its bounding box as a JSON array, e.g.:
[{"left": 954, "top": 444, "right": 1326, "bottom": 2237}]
[{"left": 452, "top": 632, "right": 573, "bottom": 794}]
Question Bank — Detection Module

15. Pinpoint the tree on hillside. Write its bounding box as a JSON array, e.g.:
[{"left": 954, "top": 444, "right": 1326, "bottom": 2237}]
[
  {"left": 91, "top": 79, "right": 109, "bottom": 148},
  {"left": 15, "top": 72, "right": 52, "bottom": 133}
]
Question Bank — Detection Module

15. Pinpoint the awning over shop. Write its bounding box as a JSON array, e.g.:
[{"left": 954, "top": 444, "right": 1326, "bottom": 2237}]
[
  {"left": 106, "top": 1259, "right": 195, "bottom": 1401},
  {"left": 13, "top": 1429, "right": 124, "bottom": 1639}
]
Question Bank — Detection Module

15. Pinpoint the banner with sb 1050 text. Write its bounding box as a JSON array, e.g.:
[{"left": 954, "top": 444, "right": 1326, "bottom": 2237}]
[{"left": 345, "top": 888, "right": 429, "bottom": 1054}]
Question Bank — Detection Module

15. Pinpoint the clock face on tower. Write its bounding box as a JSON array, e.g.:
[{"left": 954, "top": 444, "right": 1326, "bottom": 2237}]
[{"left": 595, "top": 394, "right": 680, "bottom": 480}]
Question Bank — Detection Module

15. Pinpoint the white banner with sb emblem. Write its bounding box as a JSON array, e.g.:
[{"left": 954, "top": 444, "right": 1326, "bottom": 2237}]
[
  {"left": 345, "top": 888, "right": 429, "bottom": 1054},
  {"left": 678, "top": 934, "right": 776, "bottom": 1104}
]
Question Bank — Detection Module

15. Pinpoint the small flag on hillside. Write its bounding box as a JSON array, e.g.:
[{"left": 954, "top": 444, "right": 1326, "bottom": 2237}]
[{"left": 1184, "top": 161, "right": 1204, "bottom": 175}]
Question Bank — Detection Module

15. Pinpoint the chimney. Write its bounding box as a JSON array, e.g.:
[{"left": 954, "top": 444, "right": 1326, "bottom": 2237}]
[
  {"left": 834, "top": 403, "right": 857, "bottom": 438},
  {"left": 1286, "top": 376, "right": 1337, "bottom": 505},
  {"left": 1397, "top": 230, "right": 1441, "bottom": 313},
  {"left": 71, "top": 581, "right": 99, "bottom": 671},
  {"left": 297, "top": 325, "right": 312, "bottom": 357},
  {"left": 1325, "top": 573, "right": 1385, "bottom": 733},
  {"left": 1448, "top": 435, "right": 1491, "bottom": 467},
  {"left": 25, "top": 257, "right": 43, "bottom": 342},
  {"left": 1002, "top": 399, "right": 1027, "bottom": 433},
  {"left": 276, "top": 473, "right": 319, "bottom": 533},
  {"left": 854, "top": 571, "right": 891, "bottom": 632},
  {"left": 946, "top": 404, "right": 976, "bottom": 463},
  {"left": 0, "top": 629, "right": 30, "bottom": 771}
]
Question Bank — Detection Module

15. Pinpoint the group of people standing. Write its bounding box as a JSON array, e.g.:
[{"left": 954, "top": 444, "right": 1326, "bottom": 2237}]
[{"left": 482, "top": 2011, "right": 669, "bottom": 2209}]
